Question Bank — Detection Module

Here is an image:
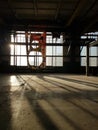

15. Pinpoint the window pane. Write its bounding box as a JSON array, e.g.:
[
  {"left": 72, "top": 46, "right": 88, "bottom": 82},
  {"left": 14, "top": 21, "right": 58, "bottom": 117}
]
[
  {"left": 29, "top": 51, "right": 41, "bottom": 56},
  {"left": 53, "top": 57, "right": 56, "bottom": 66},
  {"left": 11, "top": 35, "right": 14, "bottom": 42},
  {"left": 80, "top": 47, "right": 86, "bottom": 56},
  {"left": 52, "top": 38, "right": 62, "bottom": 43},
  {"left": 10, "top": 55, "right": 27, "bottom": 66},
  {"left": 36, "top": 57, "right": 42, "bottom": 66},
  {"left": 46, "top": 46, "right": 52, "bottom": 55},
  {"left": 29, "top": 57, "right": 42, "bottom": 66},
  {"left": 16, "top": 34, "right": 25, "bottom": 43},
  {"left": 53, "top": 46, "right": 63, "bottom": 56},
  {"left": 29, "top": 57, "right": 35, "bottom": 66},
  {"left": 57, "top": 57, "right": 63, "bottom": 66},
  {"left": 20, "top": 57, "right": 27, "bottom": 66},
  {"left": 90, "top": 47, "right": 97, "bottom": 56},
  {"left": 29, "top": 52, "right": 42, "bottom": 66},
  {"left": 21, "top": 45, "right": 27, "bottom": 55},
  {"left": 53, "top": 57, "right": 63, "bottom": 66},
  {"left": 15, "top": 45, "right": 21, "bottom": 55},
  {"left": 46, "top": 36, "right": 52, "bottom": 43},
  {"left": 46, "top": 46, "right": 63, "bottom": 56},
  {"left": 46, "top": 57, "right": 52, "bottom": 66},
  {"left": 10, "top": 56, "right": 14, "bottom": 65},
  {"left": 17, "top": 57, "right": 21, "bottom": 66},
  {"left": 89, "top": 57, "right": 97, "bottom": 66},
  {"left": 10, "top": 45, "right": 14, "bottom": 55},
  {"left": 81, "top": 57, "right": 86, "bottom": 66}
]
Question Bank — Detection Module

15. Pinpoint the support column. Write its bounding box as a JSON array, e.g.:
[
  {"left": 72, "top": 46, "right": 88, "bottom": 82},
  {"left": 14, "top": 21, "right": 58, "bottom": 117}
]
[
  {"left": 63, "top": 35, "right": 80, "bottom": 73},
  {"left": 86, "top": 44, "right": 89, "bottom": 76}
]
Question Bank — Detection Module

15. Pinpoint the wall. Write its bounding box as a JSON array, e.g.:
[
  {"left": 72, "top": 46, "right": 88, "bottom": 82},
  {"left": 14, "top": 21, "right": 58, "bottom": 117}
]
[{"left": 0, "top": 29, "right": 10, "bottom": 72}]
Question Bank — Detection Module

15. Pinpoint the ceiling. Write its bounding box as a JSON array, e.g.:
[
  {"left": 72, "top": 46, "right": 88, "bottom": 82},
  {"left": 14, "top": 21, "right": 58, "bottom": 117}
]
[{"left": 0, "top": 0, "right": 98, "bottom": 34}]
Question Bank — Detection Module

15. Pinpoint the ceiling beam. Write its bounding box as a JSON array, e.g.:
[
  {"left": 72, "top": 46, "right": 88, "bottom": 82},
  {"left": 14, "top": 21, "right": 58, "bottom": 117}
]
[
  {"left": 33, "top": 0, "right": 38, "bottom": 16},
  {"left": 89, "top": 40, "right": 98, "bottom": 46},
  {"left": 83, "top": 15, "right": 98, "bottom": 33},
  {"left": 81, "top": 0, "right": 97, "bottom": 19},
  {"left": 55, "top": 0, "right": 62, "bottom": 20},
  {"left": 66, "top": 0, "right": 88, "bottom": 27},
  {"left": 8, "top": 0, "right": 17, "bottom": 18}
]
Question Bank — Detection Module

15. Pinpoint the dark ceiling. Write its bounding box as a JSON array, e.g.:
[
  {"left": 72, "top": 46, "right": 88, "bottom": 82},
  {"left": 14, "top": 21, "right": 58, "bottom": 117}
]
[{"left": 0, "top": 0, "right": 98, "bottom": 34}]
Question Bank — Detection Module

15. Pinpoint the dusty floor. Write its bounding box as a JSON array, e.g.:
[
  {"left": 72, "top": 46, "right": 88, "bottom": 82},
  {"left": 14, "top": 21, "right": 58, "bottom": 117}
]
[{"left": 0, "top": 73, "right": 98, "bottom": 130}]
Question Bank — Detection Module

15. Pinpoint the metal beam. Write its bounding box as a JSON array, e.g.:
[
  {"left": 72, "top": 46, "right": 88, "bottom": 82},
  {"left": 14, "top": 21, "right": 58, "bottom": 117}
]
[
  {"left": 86, "top": 44, "right": 89, "bottom": 76},
  {"left": 81, "top": 0, "right": 97, "bottom": 19},
  {"left": 55, "top": 0, "right": 62, "bottom": 20},
  {"left": 66, "top": 0, "right": 88, "bottom": 27},
  {"left": 83, "top": 16, "right": 98, "bottom": 33},
  {"left": 33, "top": 0, "right": 38, "bottom": 16},
  {"left": 89, "top": 40, "right": 98, "bottom": 46},
  {"left": 8, "top": 0, "right": 17, "bottom": 18}
]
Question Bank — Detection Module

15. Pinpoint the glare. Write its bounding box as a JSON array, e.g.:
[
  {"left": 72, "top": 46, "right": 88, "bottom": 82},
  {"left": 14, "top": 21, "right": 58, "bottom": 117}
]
[
  {"left": 10, "top": 76, "right": 20, "bottom": 86},
  {"left": 29, "top": 51, "right": 42, "bottom": 66},
  {"left": 10, "top": 44, "right": 14, "bottom": 55}
]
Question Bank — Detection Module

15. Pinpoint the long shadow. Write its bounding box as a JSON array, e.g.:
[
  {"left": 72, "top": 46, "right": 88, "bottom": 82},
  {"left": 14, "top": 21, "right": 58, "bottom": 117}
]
[
  {"left": 22, "top": 77, "right": 98, "bottom": 103},
  {"left": 17, "top": 74, "right": 98, "bottom": 111},
  {"left": 27, "top": 74, "right": 80, "bottom": 93},
  {"left": 29, "top": 76, "right": 53, "bottom": 92},
  {"left": 18, "top": 75, "right": 55, "bottom": 96},
  {"left": 27, "top": 76, "right": 83, "bottom": 100},
  {"left": 16, "top": 75, "right": 56, "bottom": 101},
  {"left": 20, "top": 75, "right": 98, "bottom": 104},
  {"left": 39, "top": 76, "right": 98, "bottom": 119},
  {"left": 19, "top": 74, "right": 83, "bottom": 93},
  {"left": 0, "top": 75, "right": 12, "bottom": 130},
  {"left": 23, "top": 79, "right": 90, "bottom": 130},
  {"left": 46, "top": 99, "right": 98, "bottom": 130},
  {"left": 19, "top": 75, "right": 98, "bottom": 130},
  {"left": 33, "top": 101, "right": 59, "bottom": 130},
  {"left": 48, "top": 75, "right": 98, "bottom": 89},
  {"left": 25, "top": 90, "right": 59, "bottom": 130},
  {"left": 42, "top": 76, "right": 98, "bottom": 103},
  {"left": 15, "top": 75, "right": 60, "bottom": 130},
  {"left": 46, "top": 99, "right": 83, "bottom": 130},
  {"left": 43, "top": 77, "right": 81, "bottom": 91},
  {"left": 67, "top": 99, "right": 98, "bottom": 119},
  {"left": 25, "top": 87, "right": 98, "bottom": 130}
]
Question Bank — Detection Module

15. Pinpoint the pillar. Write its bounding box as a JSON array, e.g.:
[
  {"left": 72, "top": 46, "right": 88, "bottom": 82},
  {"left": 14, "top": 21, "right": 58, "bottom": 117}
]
[
  {"left": 63, "top": 35, "right": 80, "bottom": 73},
  {"left": 86, "top": 44, "right": 89, "bottom": 76}
]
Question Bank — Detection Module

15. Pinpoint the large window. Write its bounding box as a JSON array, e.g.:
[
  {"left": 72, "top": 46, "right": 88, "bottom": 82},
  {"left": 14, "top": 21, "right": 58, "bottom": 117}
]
[
  {"left": 81, "top": 46, "right": 98, "bottom": 66},
  {"left": 10, "top": 31, "right": 63, "bottom": 67},
  {"left": 80, "top": 32, "right": 98, "bottom": 66},
  {"left": 46, "top": 34, "right": 63, "bottom": 66}
]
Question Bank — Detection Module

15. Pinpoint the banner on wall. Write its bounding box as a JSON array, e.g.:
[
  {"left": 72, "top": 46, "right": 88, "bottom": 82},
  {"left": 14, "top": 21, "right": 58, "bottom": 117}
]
[{"left": 25, "top": 32, "right": 46, "bottom": 69}]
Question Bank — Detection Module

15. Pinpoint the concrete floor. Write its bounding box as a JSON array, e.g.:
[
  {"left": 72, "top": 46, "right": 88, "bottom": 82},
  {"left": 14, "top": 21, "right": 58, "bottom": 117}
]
[{"left": 0, "top": 73, "right": 98, "bottom": 130}]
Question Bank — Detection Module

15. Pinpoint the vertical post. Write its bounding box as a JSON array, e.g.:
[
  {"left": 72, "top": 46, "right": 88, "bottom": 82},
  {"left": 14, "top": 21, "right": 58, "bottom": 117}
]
[
  {"left": 25, "top": 31, "right": 29, "bottom": 67},
  {"left": 14, "top": 32, "right": 15, "bottom": 66},
  {"left": 97, "top": 46, "right": 98, "bottom": 66},
  {"left": 86, "top": 44, "right": 89, "bottom": 76}
]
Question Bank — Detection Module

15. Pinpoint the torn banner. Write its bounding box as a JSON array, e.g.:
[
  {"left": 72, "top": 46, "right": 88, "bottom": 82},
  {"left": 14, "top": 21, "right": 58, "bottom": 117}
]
[{"left": 25, "top": 32, "right": 46, "bottom": 69}]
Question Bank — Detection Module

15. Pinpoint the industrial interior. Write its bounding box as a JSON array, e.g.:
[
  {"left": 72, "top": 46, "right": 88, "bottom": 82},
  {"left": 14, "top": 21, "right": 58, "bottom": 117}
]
[{"left": 0, "top": 0, "right": 98, "bottom": 130}]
